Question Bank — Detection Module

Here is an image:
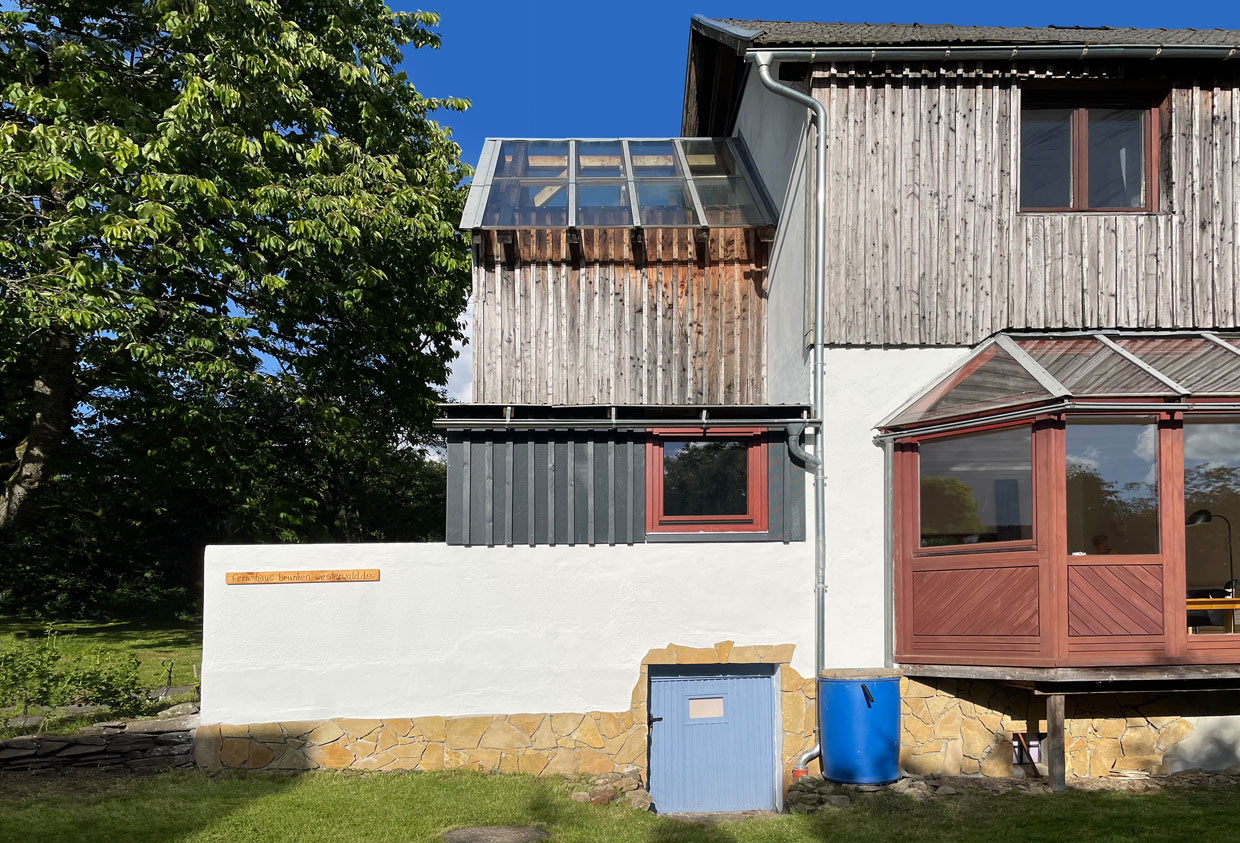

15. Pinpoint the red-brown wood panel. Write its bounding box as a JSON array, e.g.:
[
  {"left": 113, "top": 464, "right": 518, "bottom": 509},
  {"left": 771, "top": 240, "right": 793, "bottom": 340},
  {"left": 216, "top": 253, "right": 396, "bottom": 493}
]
[
  {"left": 912, "top": 567, "right": 1039, "bottom": 636},
  {"left": 1067, "top": 563, "right": 1164, "bottom": 636}
]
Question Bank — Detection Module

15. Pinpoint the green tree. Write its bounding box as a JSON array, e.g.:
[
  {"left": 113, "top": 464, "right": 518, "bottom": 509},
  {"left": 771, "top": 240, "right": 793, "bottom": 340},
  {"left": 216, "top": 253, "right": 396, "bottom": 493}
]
[{"left": 0, "top": 0, "right": 470, "bottom": 534}]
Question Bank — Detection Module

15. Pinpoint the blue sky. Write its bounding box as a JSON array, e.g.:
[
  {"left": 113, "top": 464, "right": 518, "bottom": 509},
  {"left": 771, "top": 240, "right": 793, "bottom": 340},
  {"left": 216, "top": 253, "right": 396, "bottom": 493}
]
[
  {"left": 400, "top": 1, "right": 1240, "bottom": 400},
  {"left": 400, "top": 1, "right": 1240, "bottom": 172}
]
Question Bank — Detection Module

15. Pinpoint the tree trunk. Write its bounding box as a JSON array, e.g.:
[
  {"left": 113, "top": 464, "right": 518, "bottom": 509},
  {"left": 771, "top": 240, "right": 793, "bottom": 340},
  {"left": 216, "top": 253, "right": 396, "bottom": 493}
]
[{"left": 0, "top": 331, "right": 78, "bottom": 533}]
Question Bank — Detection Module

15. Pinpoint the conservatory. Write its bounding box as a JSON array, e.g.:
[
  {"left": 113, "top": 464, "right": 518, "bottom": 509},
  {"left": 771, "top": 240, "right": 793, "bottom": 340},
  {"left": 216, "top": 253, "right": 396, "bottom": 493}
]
[{"left": 882, "top": 331, "right": 1240, "bottom": 668}]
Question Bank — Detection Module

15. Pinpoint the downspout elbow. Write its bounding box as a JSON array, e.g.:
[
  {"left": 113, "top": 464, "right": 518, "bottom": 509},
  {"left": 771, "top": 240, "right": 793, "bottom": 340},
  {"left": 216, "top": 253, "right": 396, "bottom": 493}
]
[
  {"left": 786, "top": 424, "right": 821, "bottom": 470},
  {"left": 792, "top": 743, "right": 821, "bottom": 780}
]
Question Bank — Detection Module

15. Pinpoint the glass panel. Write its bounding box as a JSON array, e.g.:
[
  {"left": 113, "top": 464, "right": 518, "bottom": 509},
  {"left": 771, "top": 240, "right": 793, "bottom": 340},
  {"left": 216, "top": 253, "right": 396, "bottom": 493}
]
[
  {"left": 1021, "top": 108, "right": 1073, "bottom": 209},
  {"left": 1066, "top": 419, "right": 1159, "bottom": 555},
  {"left": 1114, "top": 336, "right": 1240, "bottom": 395},
  {"left": 1184, "top": 420, "right": 1240, "bottom": 634},
  {"left": 695, "top": 176, "right": 765, "bottom": 225},
  {"left": 890, "top": 344, "right": 1053, "bottom": 428},
  {"left": 919, "top": 427, "right": 1034, "bottom": 547},
  {"left": 482, "top": 179, "right": 569, "bottom": 227},
  {"left": 1016, "top": 336, "right": 1174, "bottom": 396},
  {"left": 1087, "top": 108, "right": 1145, "bottom": 209},
  {"left": 688, "top": 697, "right": 725, "bottom": 719},
  {"left": 576, "top": 181, "right": 632, "bottom": 227},
  {"left": 494, "top": 141, "right": 570, "bottom": 179},
  {"left": 681, "top": 139, "right": 739, "bottom": 177},
  {"left": 663, "top": 439, "right": 748, "bottom": 516},
  {"left": 576, "top": 141, "right": 625, "bottom": 179},
  {"left": 637, "top": 180, "right": 697, "bottom": 226},
  {"left": 629, "top": 141, "right": 681, "bottom": 178}
]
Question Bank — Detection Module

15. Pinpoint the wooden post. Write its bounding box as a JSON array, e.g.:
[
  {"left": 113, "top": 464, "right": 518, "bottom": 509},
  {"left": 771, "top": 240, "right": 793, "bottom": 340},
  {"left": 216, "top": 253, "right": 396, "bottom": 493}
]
[{"left": 1045, "top": 693, "right": 1066, "bottom": 792}]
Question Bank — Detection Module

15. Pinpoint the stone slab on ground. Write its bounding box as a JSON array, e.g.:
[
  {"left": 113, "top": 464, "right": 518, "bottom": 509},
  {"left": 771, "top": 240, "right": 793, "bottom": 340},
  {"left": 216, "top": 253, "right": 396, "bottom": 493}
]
[{"left": 441, "top": 828, "right": 548, "bottom": 843}]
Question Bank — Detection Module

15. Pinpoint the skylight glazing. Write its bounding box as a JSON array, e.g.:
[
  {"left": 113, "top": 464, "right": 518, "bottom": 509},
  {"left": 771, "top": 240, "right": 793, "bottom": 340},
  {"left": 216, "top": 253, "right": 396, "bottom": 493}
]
[
  {"left": 883, "top": 332, "right": 1240, "bottom": 432},
  {"left": 460, "top": 137, "right": 776, "bottom": 230}
]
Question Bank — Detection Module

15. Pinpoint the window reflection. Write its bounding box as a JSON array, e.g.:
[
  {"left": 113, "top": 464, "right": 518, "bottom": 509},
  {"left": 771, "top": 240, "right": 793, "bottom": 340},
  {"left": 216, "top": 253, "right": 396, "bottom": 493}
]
[
  {"left": 1065, "top": 420, "right": 1159, "bottom": 555},
  {"left": 663, "top": 439, "right": 748, "bottom": 516},
  {"left": 919, "top": 427, "right": 1034, "bottom": 547},
  {"left": 1021, "top": 108, "right": 1073, "bottom": 209},
  {"left": 1184, "top": 421, "right": 1240, "bottom": 634}
]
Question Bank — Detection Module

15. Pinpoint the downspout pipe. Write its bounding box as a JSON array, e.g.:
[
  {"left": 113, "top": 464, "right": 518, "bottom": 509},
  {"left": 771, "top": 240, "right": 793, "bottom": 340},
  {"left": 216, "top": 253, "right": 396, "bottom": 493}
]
[{"left": 751, "top": 52, "right": 828, "bottom": 777}]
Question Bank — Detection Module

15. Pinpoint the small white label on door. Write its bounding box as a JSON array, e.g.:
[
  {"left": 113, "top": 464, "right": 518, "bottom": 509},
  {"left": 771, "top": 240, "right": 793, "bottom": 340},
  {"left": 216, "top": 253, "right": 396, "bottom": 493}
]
[{"left": 688, "top": 696, "right": 724, "bottom": 719}]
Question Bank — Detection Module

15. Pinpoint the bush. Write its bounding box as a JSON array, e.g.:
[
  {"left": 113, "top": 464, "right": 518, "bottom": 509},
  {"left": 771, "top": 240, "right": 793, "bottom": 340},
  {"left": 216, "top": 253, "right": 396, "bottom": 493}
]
[
  {"left": 64, "top": 647, "right": 146, "bottom": 716},
  {"left": 0, "top": 630, "right": 67, "bottom": 715},
  {"left": 0, "top": 631, "right": 146, "bottom": 717}
]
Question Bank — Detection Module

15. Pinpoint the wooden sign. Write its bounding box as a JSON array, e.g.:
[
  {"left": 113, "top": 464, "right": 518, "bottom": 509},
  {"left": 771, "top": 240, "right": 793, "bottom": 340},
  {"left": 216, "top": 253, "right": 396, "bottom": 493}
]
[{"left": 225, "top": 569, "right": 380, "bottom": 585}]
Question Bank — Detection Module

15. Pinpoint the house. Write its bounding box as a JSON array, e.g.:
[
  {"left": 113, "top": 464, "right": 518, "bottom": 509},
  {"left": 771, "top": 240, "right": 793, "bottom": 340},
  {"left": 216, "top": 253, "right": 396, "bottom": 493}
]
[{"left": 199, "top": 17, "right": 1240, "bottom": 810}]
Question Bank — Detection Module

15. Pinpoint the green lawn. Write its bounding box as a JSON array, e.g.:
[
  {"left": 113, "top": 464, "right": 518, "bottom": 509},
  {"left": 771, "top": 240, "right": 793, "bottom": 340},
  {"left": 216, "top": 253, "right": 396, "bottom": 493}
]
[
  {"left": 0, "top": 617, "right": 202, "bottom": 691},
  {"left": 2, "top": 771, "right": 1239, "bottom": 843}
]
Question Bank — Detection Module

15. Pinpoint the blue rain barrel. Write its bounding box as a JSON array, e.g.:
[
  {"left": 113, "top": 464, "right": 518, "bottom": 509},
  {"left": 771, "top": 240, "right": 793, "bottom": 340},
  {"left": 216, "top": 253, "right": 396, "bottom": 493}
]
[{"left": 818, "top": 669, "right": 901, "bottom": 785}]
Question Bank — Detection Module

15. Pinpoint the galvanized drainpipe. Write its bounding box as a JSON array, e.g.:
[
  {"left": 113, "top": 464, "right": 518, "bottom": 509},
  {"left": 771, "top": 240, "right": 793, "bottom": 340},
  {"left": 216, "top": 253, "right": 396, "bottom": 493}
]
[{"left": 750, "top": 52, "right": 828, "bottom": 776}]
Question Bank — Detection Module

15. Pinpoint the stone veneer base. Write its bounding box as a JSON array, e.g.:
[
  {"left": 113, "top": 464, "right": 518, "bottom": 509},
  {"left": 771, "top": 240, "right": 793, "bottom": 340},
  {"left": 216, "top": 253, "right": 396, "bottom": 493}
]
[
  {"left": 197, "top": 641, "right": 821, "bottom": 785},
  {"left": 899, "top": 676, "right": 1230, "bottom": 778}
]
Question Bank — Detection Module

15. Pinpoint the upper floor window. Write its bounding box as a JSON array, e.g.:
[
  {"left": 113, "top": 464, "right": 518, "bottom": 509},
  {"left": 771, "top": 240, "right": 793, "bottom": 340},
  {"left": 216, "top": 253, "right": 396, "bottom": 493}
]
[{"left": 1020, "top": 97, "right": 1158, "bottom": 212}]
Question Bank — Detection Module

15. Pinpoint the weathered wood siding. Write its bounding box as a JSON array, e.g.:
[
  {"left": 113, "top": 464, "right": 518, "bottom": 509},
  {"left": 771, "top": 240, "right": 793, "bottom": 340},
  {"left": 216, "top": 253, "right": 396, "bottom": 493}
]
[
  {"left": 471, "top": 228, "right": 767, "bottom": 404},
  {"left": 813, "top": 62, "right": 1240, "bottom": 346}
]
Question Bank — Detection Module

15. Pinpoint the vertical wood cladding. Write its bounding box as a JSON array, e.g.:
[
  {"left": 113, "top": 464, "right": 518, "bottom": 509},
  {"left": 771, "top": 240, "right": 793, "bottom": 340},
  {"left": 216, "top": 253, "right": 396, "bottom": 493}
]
[
  {"left": 471, "top": 228, "right": 768, "bottom": 405},
  {"left": 812, "top": 63, "right": 1240, "bottom": 345}
]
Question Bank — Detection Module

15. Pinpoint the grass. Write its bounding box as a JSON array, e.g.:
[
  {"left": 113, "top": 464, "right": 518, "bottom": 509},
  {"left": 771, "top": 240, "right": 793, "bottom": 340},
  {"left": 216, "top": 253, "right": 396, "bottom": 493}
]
[
  {"left": 2, "top": 771, "right": 1239, "bottom": 843},
  {"left": 0, "top": 617, "right": 202, "bottom": 690}
]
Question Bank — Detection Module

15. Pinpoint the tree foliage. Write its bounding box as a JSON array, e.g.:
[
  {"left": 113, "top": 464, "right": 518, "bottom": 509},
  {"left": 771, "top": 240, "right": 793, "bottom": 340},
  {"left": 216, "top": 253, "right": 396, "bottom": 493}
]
[{"left": 0, "top": 0, "right": 469, "bottom": 613}]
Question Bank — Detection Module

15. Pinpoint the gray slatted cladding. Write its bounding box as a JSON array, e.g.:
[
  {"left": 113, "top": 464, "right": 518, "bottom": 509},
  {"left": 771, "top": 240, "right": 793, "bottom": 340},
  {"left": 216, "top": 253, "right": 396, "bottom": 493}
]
[{"left": 445, "top": 428, "right": 805, "bottom": 546}]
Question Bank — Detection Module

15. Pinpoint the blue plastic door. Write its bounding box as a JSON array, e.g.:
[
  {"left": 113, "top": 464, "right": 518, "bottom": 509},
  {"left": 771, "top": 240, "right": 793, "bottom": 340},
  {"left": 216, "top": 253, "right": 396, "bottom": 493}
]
[{"left": 648, "top": 668, "right": 777, "bottom": 813}]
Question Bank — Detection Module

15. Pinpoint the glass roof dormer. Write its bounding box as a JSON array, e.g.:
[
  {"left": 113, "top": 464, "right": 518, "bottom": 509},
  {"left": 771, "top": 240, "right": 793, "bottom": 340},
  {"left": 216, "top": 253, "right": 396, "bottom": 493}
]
[
  {"left": 882, "top": 331, "right": 1240, "bottom": 433},
  {"left": 459, "top": 137, "right": 777, "bottom": 230}
]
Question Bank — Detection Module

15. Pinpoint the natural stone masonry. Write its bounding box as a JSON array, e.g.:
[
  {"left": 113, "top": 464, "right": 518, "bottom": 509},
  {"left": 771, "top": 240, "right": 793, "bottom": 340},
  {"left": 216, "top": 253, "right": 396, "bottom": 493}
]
[
  {"left": 0, "top": 715, "right": 198, "bottom": 774},
  {"left": 198, "top": 641, "right": 820, "bottom": 784},
  {"left": 900, "top": 677, "right": 1210, "bottom": 778}
]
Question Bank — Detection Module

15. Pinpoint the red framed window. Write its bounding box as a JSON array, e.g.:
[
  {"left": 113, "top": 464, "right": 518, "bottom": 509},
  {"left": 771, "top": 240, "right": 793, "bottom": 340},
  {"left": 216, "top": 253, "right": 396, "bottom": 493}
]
[
  {"left": 1020, "top": 94, "right": 1161, "bottom": 213},
  {"left": 645, "top": 428, "right": 768, "bottom": 534}
]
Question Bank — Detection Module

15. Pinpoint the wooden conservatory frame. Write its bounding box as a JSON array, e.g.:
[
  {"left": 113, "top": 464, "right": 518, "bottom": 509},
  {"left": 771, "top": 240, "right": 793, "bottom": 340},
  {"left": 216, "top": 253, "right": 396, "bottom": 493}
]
[{"left": 884, "top": 331, "right": 1240, "bottom": 669}]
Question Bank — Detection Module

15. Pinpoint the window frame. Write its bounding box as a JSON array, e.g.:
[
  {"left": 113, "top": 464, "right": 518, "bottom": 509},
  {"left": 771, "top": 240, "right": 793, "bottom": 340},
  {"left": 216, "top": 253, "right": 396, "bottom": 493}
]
[
  {"left": 908, "top": 420, "right": 1040, "bottom": 557},
  {"left": 645, "top": 427, "right": 769, "bottom": 534},
  {"left": 1019, "top": 96, "right": 1161, "bottom": 214}
]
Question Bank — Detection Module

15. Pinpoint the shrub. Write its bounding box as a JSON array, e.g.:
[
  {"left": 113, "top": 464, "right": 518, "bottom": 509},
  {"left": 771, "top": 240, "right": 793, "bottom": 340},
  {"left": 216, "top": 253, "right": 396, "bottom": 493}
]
[
  {"left": 0, "top": 631, "right": 68, "bottom": 715},
  {"left": 64, "top": 647, "right": 146, "bottom": 716}
]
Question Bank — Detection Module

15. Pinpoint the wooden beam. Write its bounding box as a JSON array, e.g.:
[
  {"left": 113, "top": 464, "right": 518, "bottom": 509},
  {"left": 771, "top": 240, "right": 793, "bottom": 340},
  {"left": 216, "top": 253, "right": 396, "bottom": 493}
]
[
  {"left": 1045, "top": 693, "right": 1066, "bottom": 792},
  {"left": 900, "top": 662, "right": 1240, "bottom": 683}
]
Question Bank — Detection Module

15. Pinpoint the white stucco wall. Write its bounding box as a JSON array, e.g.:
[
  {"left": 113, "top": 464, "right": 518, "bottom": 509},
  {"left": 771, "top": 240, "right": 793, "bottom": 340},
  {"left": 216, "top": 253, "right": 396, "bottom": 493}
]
[
  {"left": 201, "top": 542, "right": 814, "bottom": 725},
  {"left": 819, "top": 347, "right": 968, "bottom": 667},
  {"left": 733, "top": 65, "right": 811, "bottom": 405}
]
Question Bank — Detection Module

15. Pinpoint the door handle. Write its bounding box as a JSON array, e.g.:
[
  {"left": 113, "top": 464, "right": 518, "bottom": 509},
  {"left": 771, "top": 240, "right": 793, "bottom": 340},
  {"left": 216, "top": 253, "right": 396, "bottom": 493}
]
[
  {"left": 648, "top": 715, "right": 663, "bottom": 726},
  {"left": 861, "top": 683, "right": 875, "bottom": 708}
]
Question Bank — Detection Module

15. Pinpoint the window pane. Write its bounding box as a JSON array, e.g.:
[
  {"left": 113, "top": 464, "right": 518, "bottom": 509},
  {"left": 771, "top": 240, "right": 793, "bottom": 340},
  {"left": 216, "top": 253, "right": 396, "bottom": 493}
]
[
  {"left": 1088, "top": 108, "right": 1145, "bottom": 208},
  {"left": 1184, "top": 421, "right": 1240, "bottom": 596},
  {"left": 630, "top": 141, "right": 680, "bottom": 178},
  {"left": 495, "top": 141, "right": 569, "bottom": 178},
  {"left": 1021, "top": 108, "right": 1073, "bottom": 209},
  {"left": 1016, "top": 336, "right": 1174, "bottom": 396},
  {"left": 682, "top": 139, "right": 739, "bottom": 177},
  {"left": 1113, "top": 336, "right": 1240, "bottom": 395},
  {"left": 576, "top": 180, "right": 632, "bottom": 227},
  {"left": 663, "top": 439, "right": 748, "bottom": 516},
  {"left": 482, "top": 179, "right": 568, "bottom": 227},
  {"left": 919, "top": 427, "right": 1033, "bottom": 547},
  {"left": 637, "top": 180, "right": 697, "bottom": 226},
  {"left": 1066, "top": 420, "right": 1159, "bottom": 555},
  {"left": 577, "top": 141, "right": 625, "bottom": 179},
  {"left": 892, "top": 344, "right": 1054, "bottom": 428},
  {"left": 695, "top": 176, "right": 765, "bottom": 225}
]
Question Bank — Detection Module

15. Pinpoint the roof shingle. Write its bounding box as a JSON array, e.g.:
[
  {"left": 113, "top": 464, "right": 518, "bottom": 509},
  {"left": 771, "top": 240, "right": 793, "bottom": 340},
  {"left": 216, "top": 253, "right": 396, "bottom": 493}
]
[{"left": 714, "top": 19, "right": 1240, "bottom": 49}]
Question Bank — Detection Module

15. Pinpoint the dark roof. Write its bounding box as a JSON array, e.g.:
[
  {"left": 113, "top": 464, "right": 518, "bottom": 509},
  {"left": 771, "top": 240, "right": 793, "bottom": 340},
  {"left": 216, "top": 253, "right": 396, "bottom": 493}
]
[{"left": 712, "top": 19, "right": 1240, "bottom": 49}]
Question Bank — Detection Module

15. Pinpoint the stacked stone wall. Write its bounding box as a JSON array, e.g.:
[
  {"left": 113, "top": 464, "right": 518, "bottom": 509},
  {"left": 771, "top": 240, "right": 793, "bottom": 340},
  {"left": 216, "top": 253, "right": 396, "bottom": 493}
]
[
  {"left": 197, "top": 641, "right": 820, "bottom": 784},
  {"left": 899, "top": 677, "right": 1223, "bottom": 778},
  {"left": 0, "top": 715, "right": 198, "bottom": 773}
]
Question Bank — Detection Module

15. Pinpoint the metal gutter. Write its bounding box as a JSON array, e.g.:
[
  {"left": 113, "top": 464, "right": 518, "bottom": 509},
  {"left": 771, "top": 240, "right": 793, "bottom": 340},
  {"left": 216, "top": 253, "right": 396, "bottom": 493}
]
[
  {"left": 736, "top": 45, "right": 1239, "bottom": 63},
  {"left": 436, "top": 416, "right": 818, "bottom": 430},
  {"left": 749, "top": 50, "right": 828, "bottom": 777},
  {"left": 872, "top": 400, "right": 1209, "bottom": 441}
]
